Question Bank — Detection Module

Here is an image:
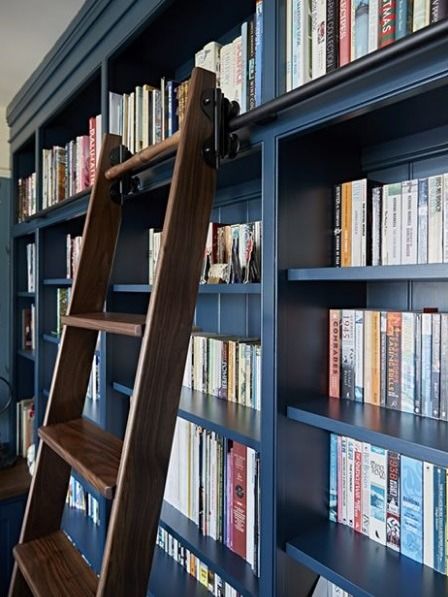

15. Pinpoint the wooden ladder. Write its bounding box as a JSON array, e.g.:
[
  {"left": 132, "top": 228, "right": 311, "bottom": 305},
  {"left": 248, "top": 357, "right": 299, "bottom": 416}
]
[{"left": 9, "top": 67, "right": 220, "bottom": 597}]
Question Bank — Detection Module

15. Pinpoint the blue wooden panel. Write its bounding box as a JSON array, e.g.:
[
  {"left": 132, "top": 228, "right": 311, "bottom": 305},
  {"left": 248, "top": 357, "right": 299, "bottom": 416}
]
[
  {"left": 62, "top": 505, "right": 104, "bottom": 573},
  {"left": 288, "top": 264, "right": 448, "bottom": 282},
  {"left": 286, "top": 520, "right": 448, "bottom": 597},
  {"left": 148, "top": 547, "right": 208, "bottom": 597},
  {"left": 219, "top": 295, "right": 247, "bottom": 336},
  {"left": 196, "top": 295, "right": 220, "bottom": 333},
  {"left": 0, "top": 496, "right": 26, "bottom": 596}
]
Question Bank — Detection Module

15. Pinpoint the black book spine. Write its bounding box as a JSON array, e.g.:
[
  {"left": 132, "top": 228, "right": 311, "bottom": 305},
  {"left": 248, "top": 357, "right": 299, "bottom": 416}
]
[
  {"left": 326, "top": 0, "right": 339, "bottom": 73},
  {"left": 430, "top": 0, "right": 448, "bottom": 22},
  {"left": 334, "top": 184, "right": 342, "bottom": 266}
]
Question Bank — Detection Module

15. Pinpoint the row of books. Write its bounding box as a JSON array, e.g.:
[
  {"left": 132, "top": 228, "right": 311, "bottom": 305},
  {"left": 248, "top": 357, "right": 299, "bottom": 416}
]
[
  {"left": 109, "top": 2, "right": 263, "bottom": 154},
  {"left": 17, "top": 172, "right": 37, "bottom": 222},
  {"left": 183, "top": 333, "right": 262, "bottom": 411},
  {"left": 42, "top": 114, "right": 102, "bottom": 210},
  {"left": 156, "top": 528, "right": 241, "bottom": 596},
  {"left": 26, "top": 242, "right": 36, "bottom": 293},
  {"left": 286, "top": 0, "right": 448, "bottom": 92},
  {"left": 16, "top": 398, "right": 34, "bottom": 458},
  {"left": 65, "top": 475, "right": 100, "bottom": 526},
  {"left": 165, "top": 419, "right": 260, "bottom": 574},
  {"left": 333, "top": 173, "right": 448, "bottom": 267},
  {"left": 66, "top": 234, "right": 82, "bottom": 279},
  {"left": 21, "top": 305, "right": 35, "bottom": 352},
  {"left": 329, "top": 433, "right": 448, "bottom": 573},
  {"left": 329, "top": 309, "right": 448, "bottom": 420}
]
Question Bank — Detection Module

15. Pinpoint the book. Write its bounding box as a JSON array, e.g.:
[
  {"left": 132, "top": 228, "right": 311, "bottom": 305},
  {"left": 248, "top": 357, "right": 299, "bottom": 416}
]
[
  {"left": 434, "top": 466, "right": 447, "bottom": 573},
  {"left": 386, "top": 451, "right": 400, "bottom": 551},
  {"left": 440, "top": 313, "right": 448, "bottom": 420},
  {"left": 400, "top": 312, "right": 416, "bottom": 414},
  {"left": 401, "top": 455, "right": 423, "bottom": 563},
  {"left": 431, "top": 313, "right": 441, "bottom": 418},
  {"left": 379, "top": 0, "right": 397, "bottom": 46},
  {"left": 386, "top": 312, "right": 401, "bottom": 410},
  {"left": 428, "top": 174, "right": 443, "bottom": 263},
  {"left": 371, "top": 186, "right": 382, "bottom": 266},
  {"left": 339, "top": 0, "right": 351, "bottom": 65},
  {"left": 255, "top": 0, "right": 263, "bottom": 106},
  {"left": 341, "top": 182, "right": 352, "bottom": 266},
  {"left": 341, "top": 310, "right": 355, "bottom": 400},
  {"left": 421, "top": 312, "right": 433, "bottom": 418},
  {"left": 328, "top": 309, "right": 341, "bottom": 398},
  {"left": 326, "top": 0, "right": 339, "bottom": 72},
  {"left": 352, "top": 0, "right": 369, "bottom": 59},
  {"left": 353, "top": 440, "right": 363, "bottom": 532},
  {"left": 333, "top": 184, "right": 342, "bottom": 266},
  {"left": 329, "top": 433, "right": 338, "bottom": 522},
  {"left": 430, "top": 0, "right": 448, "bottom": 21},
  {"left": 354, "top": 310, "right": 364, "bottom": 402},
  {"left": 413, "top": 0, "right": 430, "bottom": 29},
  {"left": 312, "top": 0, "right": 327, "bottom": 79},
  {"left": 368, "top": 0, "right": 380, "bottom": 51},
  {"left": 401, "top": 179, "right": 418, "bottom": 264},
  {"left": 417, "top": 178, "right": 429, "bottom": 264},
  {"left": 361, "top": 442, "right": 370, "bottom": 536},
  {"left": 423, "top": 462, "right": 434, "bottom": 569},
  {"left": 369, "top": 445, "right": 387, "bottom": 545}
]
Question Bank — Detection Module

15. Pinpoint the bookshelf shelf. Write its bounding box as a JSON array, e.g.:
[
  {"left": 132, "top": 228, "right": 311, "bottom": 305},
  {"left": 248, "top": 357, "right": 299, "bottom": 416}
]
[
  {"left": 17, "top": 350, "right": 35, "bottom": 362},
  {"left": 287, "top": 397, "right": 448, "bottom": 469},
  {"left": 149, "top": 547, "right": 208, "bottom": 597},
  {"left": 16, "top": 291, "right": 35, "bottom": 298},
  {"left": 42, "top": 333, "right": 60, "bottom": 345},
  {"left": 287, "top": 264, "right": 448, "bottom": 282},
  {"left": 112, "top": 283, "right": 262, "bottom": 295},
  {"left": 286, "top": 520, "right": 448, "bottom": 597},
  {"left": 112, "top": 383, "right": 261, "bottom": 450},
  {"left": 43, "top": 278, "right": 73, "bottom": 286},
  {"left": 160, "top": 501, "right": 258, "bottom": 597}
]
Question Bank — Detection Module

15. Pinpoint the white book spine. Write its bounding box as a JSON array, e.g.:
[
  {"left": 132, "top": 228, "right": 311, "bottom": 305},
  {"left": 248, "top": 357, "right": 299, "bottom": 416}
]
[
  {"left": 311, "top": 0, "right": 326, "bottom": 79},
  {"left": 292, "top": 0, "right": 311, "bottom": 88},
  {"left": 382, "top": 185, "right": 389, "bottom": 265},
  {"left": 241, "top": 22, "right": 248, "bottom": 114},
  {"left": 361, "top": 441, "right": 370, "bottom": 536},
  {"left": 423, "top": 461, "right": 434, "bottom": 569},
  {"left": 428, "top": 175, "right": 443, "bottom": 263},
  {"left": 443, "top": 174, "right": 448, "bottom": 262},
  {"left": 413, "top": 0, "right": 430, "bottom": 31},
  {"left": 286, "top": 0, "right": 293, "bottom": 91},
  {"left": 401, "top": 179, "right": 418, "bottom": 264},
  {"left": 347, "top": 438, "right": 355, "bottom": 528},
  {"left": 401, "top": 312, "right": 416, "bottom": 414},
  {"left": 351, "top": 180, "right": 363, "bottom": 266},
  {"left": 389, "top": 183, "right": 402, "bottom": 265},
  {"left": 368, "top": 0, "right": 379, "bottom": 52},
  {"left": 369, "top": 445, "right": 387, "bottom": 545}
]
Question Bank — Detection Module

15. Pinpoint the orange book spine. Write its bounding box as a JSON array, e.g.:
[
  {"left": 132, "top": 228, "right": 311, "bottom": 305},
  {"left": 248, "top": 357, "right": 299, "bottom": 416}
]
[
  {"left": 341, "top": 182, "right": 352, "bottom": 266},
  {"left": 329, "top": 309, "right": 341, "bottom": 398},
  {"left": 371, "top": 310, "right": 381, "bottom": 405}
]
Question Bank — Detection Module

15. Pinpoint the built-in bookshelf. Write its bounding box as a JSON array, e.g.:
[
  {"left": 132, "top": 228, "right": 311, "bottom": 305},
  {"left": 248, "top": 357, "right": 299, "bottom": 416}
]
[{"left": 7, "top": 0, "right": 448, "bottom": 595}]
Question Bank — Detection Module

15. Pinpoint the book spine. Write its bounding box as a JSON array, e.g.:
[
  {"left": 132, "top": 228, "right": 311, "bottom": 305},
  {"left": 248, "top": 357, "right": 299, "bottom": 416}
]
[
  {"left": 354, "top": 440, "right": 363, "bottom": 533},
  {"left": 363, "top": 311, "right": 372, "bottom": 404},
  {"left": 401, "top": 312, "right": 416, "bottom": 414},
  {"left": 329, "top": 310, "right": 341, "bottom": 398},
  {"left": 430, "top": 0, "right": 448, "bottom": 21},
  {"left": 88, "top": 116, "right": 96, "bottom": 187},
  {"left": 339, "top": 0, "right": 351, "bottom": 65},
  {"left": 421, "top": 313, "right": 433, "bottom": 418},
  {"left": 351, "top": 180, "right": 363, "bottom": 266},
  {"left": 386, "top": 312, "right": 401, "bottom": 410},
  {"left": 389, "top": 182, "right": 402, "bottom": 264},
  {"left": 341, "top": 310, "right": 355, "bottom": 400},
  {"left": 248, "top": 19, "right": 256, "bottom": 109},
  {"left": 431, "top": 313, "right": 441, "bottom": 418},
  {"left": 312, "top": 0, "right": 327, "bottom": 79},
  {"left": 417, "top": 178, "right": 429, "bottom": 264},
  {"left": 380, "top": 0, "right": 397, "bottom": 46},
  {"left": 361, "top": 441, "right": 370, "bottom": 536},
  {"left": 292, "top": 0, "right": 312, "bottom": 88},
  {"left": 368, "top": 0, "right": 380, "bottom": 51},
  {"left": 347, "top": 438, "right": 355, "bottom": 528},
  {"left": 386, "top": 451, "right": 400, "bottom": 551},
  {"left": 414, "top": 313, "right": 422, "bottom": 415},
  {"left": 428, "top": 175, "right": 443, "bottom": 263},
  {"left": 329, "top": 433, "right": 338, "bottom": 522},
  {"left": 440, "top": 313, "right": 448, "bottom": 420},
  {"left": 434, "top": 466, "right": 447, "bottom": 573},
  {"left": 381, "top": 184, "right": 390, "bottom": 265},
  {"left": 401, "top": 179, "right": 418, "bottom": 264},
  {"left": 371, "top": 311, "right": 381, "bottom": 405},
  {"left": 371, "top": 187, "right": 382, "bottom": 265},
  {"left": 341, "top": 436, "right": 348, "bottom": 524},
  {"left": 341, "top": 182, "right": 352, "bottom": 266},
  {"left": 443, "top": 174, "right": 448, "bottom": 263},
  {"left": 380, "top": 311, "right": 387, "bottom": 407},
  {"left": 255, "top": 0, "right": 263, "bottom": 106},
  {"left": 326, "top": 0, "right": 339, "bottom": 72},
  {"left": 396, "top": 0, "right": 408, "bottom": 38},
  {"left": 337, "top": 435, "right": 344, "bottom": 522},
  {"left": 369, "top": 445, "right": 387, "bottom": 545},
  {"left": 354, "top": 310, "right": 364, "bottom": 402},
  {"left": 353, "top": 0, "right": 369, "bottom": 59},
  {"left": 286, "top": 0, "right": 293, "bottom": 91},
  {"left": 401, "top": 456, "right": 423, "bottom": 563},
  {"left": 334, "top": 184, "right": 342, "bottom": 266},
  {"left": 423, "top": 462, "right": 434, "bottom": 569}
]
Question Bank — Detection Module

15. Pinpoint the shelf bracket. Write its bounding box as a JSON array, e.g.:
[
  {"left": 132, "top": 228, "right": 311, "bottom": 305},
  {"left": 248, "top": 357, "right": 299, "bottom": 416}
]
[
  {"left": 109, "top": 145, "right": 140, "bottom": 205},
  {"left": 201, "top": 88, "right": 240, "bottom": 169}
]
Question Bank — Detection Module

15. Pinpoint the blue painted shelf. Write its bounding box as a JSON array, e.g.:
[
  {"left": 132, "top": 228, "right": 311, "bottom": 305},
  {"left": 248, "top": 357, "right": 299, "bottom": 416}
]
[
  {"left": 42, "top": 333, "right": 60, "bottom": 345},
  {"left": 17, "top": 291, "right": 35, "bottom": 298},
  {"left": 112, "top": 283, "right": 261, "bottom": 294},
  {"left": 43, "top": 278, "right": 73, "bottom": 286},
  {"left": 287, "top": 397, "right": 448, "bottom": 468},
  {"left": 287, "top": 264, "right": 448, "bottom": 282},
  {"left": 149, "top": 547, "right": 208, "bottom": 597},
  {"left": 286, "top": 520, "right": 448, "bottom": 597},
  {"left": 113, "top": 383, "right": 261, "bottom": 450},
  {"left": 17, "top": 350, "right": 35, "bottom": 361},
  {"left": 62, "top": 505, "right": 103, "bottom": 573},
  {"left": 160, "top": 501, "right": 258, "bottom": 597}
]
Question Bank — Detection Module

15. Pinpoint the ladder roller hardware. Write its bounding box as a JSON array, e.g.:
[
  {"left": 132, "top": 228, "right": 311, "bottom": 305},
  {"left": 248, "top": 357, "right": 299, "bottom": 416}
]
[{"left": 9, "top": 67, "right": 240, "bottom": 597}]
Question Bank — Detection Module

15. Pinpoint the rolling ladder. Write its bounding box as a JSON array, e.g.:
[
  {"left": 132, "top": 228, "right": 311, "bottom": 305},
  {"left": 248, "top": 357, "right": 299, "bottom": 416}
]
[{"left": 9, "top": 67, "right": 240, "bottom": 597}]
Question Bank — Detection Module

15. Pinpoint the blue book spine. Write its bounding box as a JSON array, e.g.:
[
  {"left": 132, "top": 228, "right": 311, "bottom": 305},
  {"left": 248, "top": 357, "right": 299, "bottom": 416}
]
[
  {"left": 166, "top": 81, "right": 179, "bottom": 138},
  {"left": 401, "top": 455, "right": 423, "bottom": 563},
  {"left": 434, "top": 466, "right": 446, "bottom": 574},
  {"left": 329, "top": 433, "right": 338, "bottom": 522},
  {"left": 354, "top": 0, "right": 369, "bottom": 58},
  {"left": 396, "top": 0, "right": 408, "bottom": 39},
  {"left": 255, "top": 0, "right": 263, "bottom": 107}
]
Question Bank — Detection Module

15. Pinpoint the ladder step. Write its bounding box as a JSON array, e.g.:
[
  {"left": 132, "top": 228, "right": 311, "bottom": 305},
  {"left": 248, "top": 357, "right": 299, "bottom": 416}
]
[
  {"left": 14, "top": 531, "right": 98, "bottom": 597},
  {"left": 39, "top": 418, "right": 122, "bottom": 498},
  {"left": 62, "top": 312, "right": 146, "bottom": 336}
]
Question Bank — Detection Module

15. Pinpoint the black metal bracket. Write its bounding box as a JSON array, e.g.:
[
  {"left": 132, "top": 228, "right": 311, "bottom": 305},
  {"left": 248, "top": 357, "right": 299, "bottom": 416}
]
[
  {"left": 109, "top": 145, "right": 140, "bottom": 205},
  {"left": 201, "top": 88, "right": 240, "bottom": 169}
]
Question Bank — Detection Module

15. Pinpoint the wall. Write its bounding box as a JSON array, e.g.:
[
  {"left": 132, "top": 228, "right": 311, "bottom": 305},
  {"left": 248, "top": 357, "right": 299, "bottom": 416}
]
[{"left": 0, "top": 107, "right": 9, "bottom": 177}]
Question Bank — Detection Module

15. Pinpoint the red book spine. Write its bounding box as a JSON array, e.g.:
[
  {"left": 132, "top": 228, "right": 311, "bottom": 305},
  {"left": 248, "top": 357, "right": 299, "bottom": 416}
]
[
  {"left": 339, "top": 0, "right": 351, "bottom": 66},
  {"left": 354, "top": 442, "right": 362, "bottom": 533},
  {"left": 89, "top": 116, "right": 96, "bottom": 186},
  {"left": 231, "top": 442, "right": 247, "bottom": 560},
  {"left": 329, "top": 309, "right": 341, "bottom": 398},
  {"left": 81, "top": 136, "right": 90, "bottom": 190},
  {"left": 380, "top": 0, "right": 396, "bottom": 47}
]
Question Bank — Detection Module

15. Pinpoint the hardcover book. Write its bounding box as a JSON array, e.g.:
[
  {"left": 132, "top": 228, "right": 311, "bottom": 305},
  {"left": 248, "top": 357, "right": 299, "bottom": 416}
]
[
  {"left": 401, "top": 455, "right": 423, "bottom": 563},
  {"left": 369, "top": 445, "right": 387, "bottom": 545},
  {"left": 386, "top": 451, "right": 400, "bottom": 551}
]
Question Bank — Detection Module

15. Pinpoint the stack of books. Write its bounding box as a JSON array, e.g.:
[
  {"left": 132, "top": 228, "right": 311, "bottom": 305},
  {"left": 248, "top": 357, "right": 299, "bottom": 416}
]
[
  {"left": 330, "top": 433, "right": 448, "bottom": 574},
  {"left": 16, "top": 398, "right": 34, "bottom": 457},
  {"left": 328, "top": 308, "right": 448, "bottom": 419},
  {"left": 109, "top": 0, "right": 263, "bottom": 153},
  {"left": 332, "top": 172, "right": 448, "bottom": 267},
  {"left": 66, "top": 475, "right": 100, "bottom": 526},
  {"left": 157, "top": 528, "right": 241, "bottom": 596},
  {"left": 66, "top": 234, "right": 82, "bottom": 279},
  {"left": 21, "top": 306, "right": 35, "bottom": 352},
  {"left": 26, "top": 242, "right": 36, "bottom": 293},
  {"left": 183, "top": 333, "right": 262, "bottom": 411},
  {"left": 17, "top": 172, "right": 37, "bottom": 222},
  {"left": 165, "top": 419, "right": 260, "bottom": 574},
  {"left": 286, "top": 0, "right": 448, "bottom": 92},
  {"left": 42, "top": 114, "right": 102, "bottom": 209}
]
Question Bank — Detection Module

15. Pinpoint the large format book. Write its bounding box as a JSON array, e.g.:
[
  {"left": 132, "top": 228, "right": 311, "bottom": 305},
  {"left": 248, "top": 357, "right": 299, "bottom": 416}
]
[
  {"left": 369, "top": 445, "right": 387, "bottom": 545},
  {"left": 433, "top": 466, "right": 446, "bottom": 573},
  {"left": 423, "top": 461, "right": 434, "bottom": 569},
  {"left": 312, "top": 0, "right": 327, "bottom": 79},
  {"left": 401, "top": 456, "right": 423, "bottom": 563},
  {"left": 329, "top": 433, "right": 338, "bottom": 521},
  {"left": 328, "top": 309, "right": 341, "bottom": 398},
  {"left": 386, "top": 451, "right": 400, "bottom": 551},
  {"left": 428, "top": 174, "right": 443, "bottom": 263},
  {"left": 352, "top": 0, "right": 369, "bottom": 59},
  {"left": 386, "top": 312, "right": 401, "bottom": 410},
  {"left": 341, "top": 310, "right": 355, "bottom": 400}
]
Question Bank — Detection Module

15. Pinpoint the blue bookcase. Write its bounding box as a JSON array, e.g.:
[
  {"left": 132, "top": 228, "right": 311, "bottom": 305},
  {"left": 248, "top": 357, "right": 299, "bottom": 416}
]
[{"left": 7, "top": 0, "right": 448, "bottom": 594}]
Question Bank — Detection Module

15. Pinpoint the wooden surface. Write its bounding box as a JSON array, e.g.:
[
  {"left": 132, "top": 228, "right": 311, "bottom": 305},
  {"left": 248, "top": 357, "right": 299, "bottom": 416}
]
[
  {"left": 39, "top": 419, "right": 122, "bottom": 499},
  {"left": 0, "top": 459, "right": 30, "bottom": 501},
  {"left": 98, "top": 67, "right": 217, "bottom": 596},
  {"left": 62, "top": 312, "right": 146, "bottom": 337},
  {"left": 9, "top": 134, "right": 123, "bottom": 597},
  {"left": 14, "top": 531, "right": 98, "bottom": 597},
  {"left": 105, "top": 130, "right": 180, "bottom": 181}
]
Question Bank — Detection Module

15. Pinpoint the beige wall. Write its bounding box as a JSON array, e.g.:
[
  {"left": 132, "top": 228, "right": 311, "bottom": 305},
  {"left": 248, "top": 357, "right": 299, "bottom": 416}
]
[{"left": 0, "top": 106, "right": 10, "bottom": 177}]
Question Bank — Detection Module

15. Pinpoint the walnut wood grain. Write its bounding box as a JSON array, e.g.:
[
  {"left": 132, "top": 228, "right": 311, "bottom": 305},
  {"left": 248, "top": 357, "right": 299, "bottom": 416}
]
[
  {"left": 105, "top": 130, "right": 180, "bottom": 181},
  {"left": 98, "top": 67, "right": 217, "bottom": 596},
  {"left": 10, "top": 134, "right": 123, "bottom": 597},
  {"left": 62, "top": 312, "right": 146, "bottom": 337},
  {"left": 14, "top": 531, "right": 98, "bottom": 597},
  {"left": 0, "top": 459, "right": 30, "bottom": 501},
  {"left": 39, "top": 419, "right": 122, "bottom": 499}
]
